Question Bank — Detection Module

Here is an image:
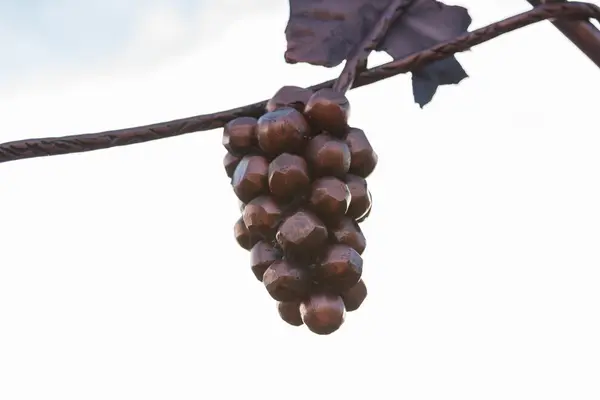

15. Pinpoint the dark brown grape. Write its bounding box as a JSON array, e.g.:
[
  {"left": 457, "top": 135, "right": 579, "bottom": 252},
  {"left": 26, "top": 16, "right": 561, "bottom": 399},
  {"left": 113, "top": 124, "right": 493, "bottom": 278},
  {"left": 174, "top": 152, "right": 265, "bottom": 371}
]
[
  {"left": 304, "top": 88, "right": 350, "bottom": 137},
  {"left": 341, "top": 279, "right": 367, "bottom": 312},
  {"left": 308, "top": 177, "right": 350, "bottom": 225},
  {"left": 316, "top": 244, "right": 362, "bottom": 292},
  {"left": 346, "top": 127, "right": 378, "bottom": 178},
  {"left": 266, "top": 86, "right": 313, "bottom": 113},
  {"left": 345, "top": 174, "right": 372, "bottom": 221},
  {"left": 223, "top": 153, "right": 241, "bottom": 178},
  {"left": 305, "top": 134, "right": 351, "bottom": 179},
  {"left": 330, "top": 217, "right": 366, "bottom": 255},
  {"left": 277, "top": 301, "right": 304, "bottom": 326},
  {"left": 257, "top": 108, "right": 310, "bottom": 156},
  {"left": 250, "top": 241, "right": 281, "bottom": 282},
  {"left": 276, "top": 210, "right": 328, "bottom": 258},
  {"left": 222, "top": 117, "right": 257, "bottom": 154},
  {"left": 234, "top": 216, "right": 258, "bottom": 251},
  {"left": 232, "top": 155, "right": 269, "bottom": 203},
  {"left": 243, "top": 195, "right": 283, "bottom": 239},
  {"left": 263, "top": 259, "right": 311, "bottom": 302},
  {"left": 268, "top": 153, "right": 311, "bottom": 199},
  {"left": 300, "top": 293, "right": 346, "bottom": 335}
]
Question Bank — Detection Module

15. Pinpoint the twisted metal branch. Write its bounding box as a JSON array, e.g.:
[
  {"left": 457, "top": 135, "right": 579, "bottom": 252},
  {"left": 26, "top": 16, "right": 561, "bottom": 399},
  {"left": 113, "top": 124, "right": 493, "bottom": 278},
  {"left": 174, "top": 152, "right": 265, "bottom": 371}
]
[
  {"left": 526, "top": 0, "right": 600, "bottom": 67},
  {"left": 350, "top": 1, "right": 600, "bottom": 88},
  {"left": 333, "top": 0, "right": 415, "bottom": 94},
  {"left": 0, "top": 2, "right": 598, "bottom": 165}
]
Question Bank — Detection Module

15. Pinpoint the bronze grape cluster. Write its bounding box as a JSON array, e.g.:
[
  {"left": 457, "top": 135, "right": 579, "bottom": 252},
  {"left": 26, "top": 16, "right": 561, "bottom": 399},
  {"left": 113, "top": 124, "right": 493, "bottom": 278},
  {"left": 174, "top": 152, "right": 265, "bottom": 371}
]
[{"left": 222, "top": 86, "right": 377, "bottom": 335}]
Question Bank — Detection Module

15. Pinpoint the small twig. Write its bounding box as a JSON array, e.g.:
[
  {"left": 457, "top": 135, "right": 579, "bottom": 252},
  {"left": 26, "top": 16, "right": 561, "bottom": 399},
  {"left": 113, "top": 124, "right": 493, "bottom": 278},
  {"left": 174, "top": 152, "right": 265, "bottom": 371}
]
[
  {"left": 0, "top": 2, "right": 598, "bottom": 165},
  {"left": 332, "top": 0, "right": 415, "bottom": 94}
]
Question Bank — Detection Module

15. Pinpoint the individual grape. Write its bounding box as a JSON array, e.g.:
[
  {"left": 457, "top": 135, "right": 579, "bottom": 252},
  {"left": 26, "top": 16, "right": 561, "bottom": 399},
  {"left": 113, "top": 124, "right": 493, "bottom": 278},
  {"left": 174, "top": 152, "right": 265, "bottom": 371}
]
[
  {"left": 276, "top": 210, "right": 328, "bottom": 259},
  {"left": 316, "top": 244, "right": 362, "bottom": 293},
  {"left": 257, "top": 107, "right": 310, "bottom": 156},
  {"left": 242, "top": 195, "right": 283, "bottom": 239},
  {"left": 304, "top": 133, "right": 351, "bottom": 179},
  {"left": 263, "top": 259, "right": 311, "bottom": 302},
  {"left": 250, "top": 241, "right": 282, "bottom": 282},
  {"left": 232, "top": 155, "right": 269, "bottom": 203},
  {"left": 345, "top": 127, "right": 378, "bottom": 178},
  {"left": 222, "top": 117, "right": 257, "bottom": 155},
  {"left": 300, "top": 293, "right": 346, "bottom": 335},
  {"left": 345, "top": 174, "right": 372, "bottom": 221},
  {"left": 329, "top": 217, "right": 366, "bottom": 255},
  {"left": 340, "top": 279, "right": 367, "bottom": 312},
  {"left": 268, "top": 153, "right": 311, "bottom": 199},
  {"left": 304, "top": 88, "right": 350, "bottom": 137},
  {"left": 234, "top": 216, "right": 258, "bottom": 251},
  {"left": 266, "top": 86, "right": 313, "bottom": 113},
  {"left": 223, "top": 152, "right": 241, "bottom": 178},
  {"left": 308, "top": 177, "right": 351, "bottom": 225},
  {"left": 277, "top": 301, "right": 304, "bottom": 326}
]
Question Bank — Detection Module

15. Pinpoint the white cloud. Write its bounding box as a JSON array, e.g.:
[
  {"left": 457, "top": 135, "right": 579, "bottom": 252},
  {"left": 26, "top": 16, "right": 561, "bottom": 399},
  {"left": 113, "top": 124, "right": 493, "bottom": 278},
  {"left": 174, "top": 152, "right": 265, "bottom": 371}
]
[
  {"left": 0, "top": 0, "right": 292, "bottom": 93},
  {"left": 0, "top": 1, "right": 199, "bottom": 87}
]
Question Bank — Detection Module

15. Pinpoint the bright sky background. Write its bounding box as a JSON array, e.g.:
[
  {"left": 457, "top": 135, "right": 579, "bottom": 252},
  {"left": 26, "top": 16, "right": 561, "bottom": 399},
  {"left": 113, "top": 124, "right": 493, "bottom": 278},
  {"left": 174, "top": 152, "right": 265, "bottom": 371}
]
[{"left": 1, "top": 1, "right": 600, "bottom": 399}]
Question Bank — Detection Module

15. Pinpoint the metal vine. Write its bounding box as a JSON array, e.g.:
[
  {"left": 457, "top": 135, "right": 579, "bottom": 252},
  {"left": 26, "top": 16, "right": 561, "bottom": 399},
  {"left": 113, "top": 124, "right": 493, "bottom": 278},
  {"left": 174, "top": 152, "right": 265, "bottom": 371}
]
[{"left": 0, "top": 2, "right": 598, "bottom": 165}]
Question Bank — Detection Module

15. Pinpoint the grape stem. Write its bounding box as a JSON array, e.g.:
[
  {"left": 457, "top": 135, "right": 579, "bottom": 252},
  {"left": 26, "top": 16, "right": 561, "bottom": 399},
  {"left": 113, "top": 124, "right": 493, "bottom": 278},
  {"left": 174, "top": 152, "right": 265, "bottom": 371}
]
[
  {"left": 0, "top": 2, "right": 598, "bottom": 165},
  {"left": 332, "top": 0, "right": 416, "bottom": 94}
]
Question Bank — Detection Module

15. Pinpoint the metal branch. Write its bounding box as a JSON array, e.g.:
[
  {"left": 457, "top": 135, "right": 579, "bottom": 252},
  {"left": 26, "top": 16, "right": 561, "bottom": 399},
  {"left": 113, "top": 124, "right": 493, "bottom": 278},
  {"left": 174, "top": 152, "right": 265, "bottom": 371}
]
[
  {"left": 332, "top": 0, "right": 415, "bottom": 94},
  {"left": 525, "top": 0, "right": 600, "bottom": 67},
  {"left": 0, "top": 2, "right": 598, "bottom": 165},
  {"left": 350, "top": 2, "right": 600, "bottom": 88}
]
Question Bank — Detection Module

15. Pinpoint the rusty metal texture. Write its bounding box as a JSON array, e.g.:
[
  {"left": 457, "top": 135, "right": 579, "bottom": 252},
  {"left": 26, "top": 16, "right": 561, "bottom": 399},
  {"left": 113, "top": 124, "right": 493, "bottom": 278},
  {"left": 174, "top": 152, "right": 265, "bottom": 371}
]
[{"left": 0, "top": 2, "right": 598, "bottom": 165}]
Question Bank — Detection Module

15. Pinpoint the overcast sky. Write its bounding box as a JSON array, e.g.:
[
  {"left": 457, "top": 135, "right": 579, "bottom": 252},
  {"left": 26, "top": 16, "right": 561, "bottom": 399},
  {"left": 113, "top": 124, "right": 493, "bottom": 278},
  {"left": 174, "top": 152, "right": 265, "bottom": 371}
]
[
  {"left": 0, "top": 0, "right": 275, "bottom": 88},
  {"left": 1, "top": 1, "right": 600, "bottom": 400}
]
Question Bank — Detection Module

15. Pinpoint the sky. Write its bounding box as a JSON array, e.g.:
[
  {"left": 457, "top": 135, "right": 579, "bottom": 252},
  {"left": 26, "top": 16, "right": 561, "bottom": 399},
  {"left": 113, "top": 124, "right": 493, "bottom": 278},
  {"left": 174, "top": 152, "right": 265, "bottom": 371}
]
[{"left": 1, "top": 1, "right": 600, "bottom": 399}]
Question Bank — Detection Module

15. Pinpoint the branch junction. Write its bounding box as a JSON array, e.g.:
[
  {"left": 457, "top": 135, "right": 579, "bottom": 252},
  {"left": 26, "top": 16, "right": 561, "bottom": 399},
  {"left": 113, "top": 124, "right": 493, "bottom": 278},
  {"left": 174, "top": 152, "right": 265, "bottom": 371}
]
[{"left": 0, "top": 2, "right": 598, "bottom": 165}]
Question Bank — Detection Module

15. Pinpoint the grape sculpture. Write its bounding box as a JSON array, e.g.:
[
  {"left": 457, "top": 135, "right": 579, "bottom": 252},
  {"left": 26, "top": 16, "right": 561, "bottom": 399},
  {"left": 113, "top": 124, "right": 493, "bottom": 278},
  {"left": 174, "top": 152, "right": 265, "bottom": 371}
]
[{"left": 222, "top": 86, "right": 377, "bottom": 335}]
